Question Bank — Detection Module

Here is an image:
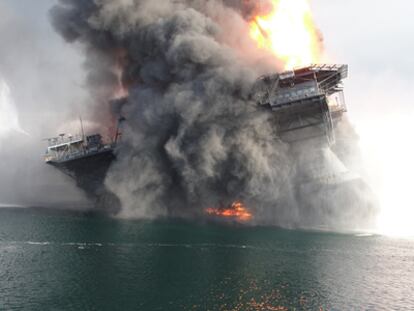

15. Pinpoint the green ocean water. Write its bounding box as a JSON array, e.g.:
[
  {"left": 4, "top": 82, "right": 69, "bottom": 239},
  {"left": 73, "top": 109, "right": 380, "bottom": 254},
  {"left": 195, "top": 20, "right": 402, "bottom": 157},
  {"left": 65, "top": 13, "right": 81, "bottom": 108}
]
[{"left": 0, "top": 208, "right": 413, "bottom": 311}]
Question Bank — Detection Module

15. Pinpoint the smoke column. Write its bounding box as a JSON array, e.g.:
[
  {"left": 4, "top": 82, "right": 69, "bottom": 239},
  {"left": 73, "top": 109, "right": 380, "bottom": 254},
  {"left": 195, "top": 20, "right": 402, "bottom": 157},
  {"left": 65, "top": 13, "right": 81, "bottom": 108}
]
[{"left": 50, "top": 0, "right": 376, "bottom": 228}]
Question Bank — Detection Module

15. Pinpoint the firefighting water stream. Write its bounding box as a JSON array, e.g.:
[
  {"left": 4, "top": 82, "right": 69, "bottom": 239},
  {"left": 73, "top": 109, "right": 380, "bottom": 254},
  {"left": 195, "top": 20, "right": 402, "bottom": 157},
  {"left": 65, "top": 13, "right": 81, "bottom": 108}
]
[{"left": 0, "top": 78, "right": 26, "bottom": 138}]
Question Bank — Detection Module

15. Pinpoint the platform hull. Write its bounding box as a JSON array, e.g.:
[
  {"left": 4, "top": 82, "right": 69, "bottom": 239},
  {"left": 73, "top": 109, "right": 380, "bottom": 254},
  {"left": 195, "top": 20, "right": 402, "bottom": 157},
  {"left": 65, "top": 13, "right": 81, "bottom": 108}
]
[{"left": 48, "top": 150, "right": 120, "bottom": 214}]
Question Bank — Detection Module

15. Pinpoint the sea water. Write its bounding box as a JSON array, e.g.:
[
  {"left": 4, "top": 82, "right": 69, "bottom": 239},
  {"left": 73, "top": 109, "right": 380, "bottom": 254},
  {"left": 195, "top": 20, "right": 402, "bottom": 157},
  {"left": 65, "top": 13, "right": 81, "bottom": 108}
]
[{"left": 0, "top": 208, "right": 413, "bottom": 310}]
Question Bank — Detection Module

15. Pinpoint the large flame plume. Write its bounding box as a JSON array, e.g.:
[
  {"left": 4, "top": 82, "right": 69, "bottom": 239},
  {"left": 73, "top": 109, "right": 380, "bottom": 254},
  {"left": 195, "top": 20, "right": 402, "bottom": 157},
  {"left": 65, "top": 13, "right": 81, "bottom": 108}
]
[
  {"left": 205, "top": 201, "right": 253, "bottom": 222},
  {"left": 249, "top": 0, "right": 322, "bottom": 70}
]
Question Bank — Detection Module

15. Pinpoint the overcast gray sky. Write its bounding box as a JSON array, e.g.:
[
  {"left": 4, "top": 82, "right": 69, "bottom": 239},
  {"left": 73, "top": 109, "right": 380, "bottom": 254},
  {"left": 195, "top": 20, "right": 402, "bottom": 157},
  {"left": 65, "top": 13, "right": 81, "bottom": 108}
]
[
  {"left": 311, "top": 0, "right": 414, "bottom": 235},
  {"left": 0, "top": 0, "right": 88, "bottom": 205},
  {"left": 0, "top": 0, "right": 87, "bottom": 140},
  {"left": 312, "top": 0, "right": 414, "bottom": 121}
]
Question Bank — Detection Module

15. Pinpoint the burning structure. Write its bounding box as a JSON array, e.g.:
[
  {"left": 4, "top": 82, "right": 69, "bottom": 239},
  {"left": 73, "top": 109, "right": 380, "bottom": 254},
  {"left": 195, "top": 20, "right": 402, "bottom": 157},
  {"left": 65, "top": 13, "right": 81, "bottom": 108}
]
[
  {"left": 46, "top": 0, "right": 377, "bottom": 229},
  {"left": 44, "top": 120, "right": 123, "bottom": 213},
  {"left": 206, "top": 201, "right": 253, "bottom": 222},
  {"left": 253, "top": 64, "right": 375, "bottom": 227},
  {"left": 254, "top": 64, "right": 347, "bottom": 144},
  {"left": 45, "top": 63, "right": 375, "bottom": 227}
]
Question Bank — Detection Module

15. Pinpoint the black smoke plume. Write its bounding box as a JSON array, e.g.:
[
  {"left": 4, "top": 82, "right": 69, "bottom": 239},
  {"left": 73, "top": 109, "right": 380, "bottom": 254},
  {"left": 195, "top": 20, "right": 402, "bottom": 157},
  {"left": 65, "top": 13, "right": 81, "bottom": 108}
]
[{"left": 50, "top": 0, "right": 377, "bottom": 228}]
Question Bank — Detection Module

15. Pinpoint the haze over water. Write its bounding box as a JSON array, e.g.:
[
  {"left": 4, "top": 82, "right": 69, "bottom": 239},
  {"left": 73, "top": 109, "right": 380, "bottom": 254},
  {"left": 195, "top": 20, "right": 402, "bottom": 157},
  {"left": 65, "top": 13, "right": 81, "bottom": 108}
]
[{"left": 1, "top": 207, "right": 413, "bottom": 310}]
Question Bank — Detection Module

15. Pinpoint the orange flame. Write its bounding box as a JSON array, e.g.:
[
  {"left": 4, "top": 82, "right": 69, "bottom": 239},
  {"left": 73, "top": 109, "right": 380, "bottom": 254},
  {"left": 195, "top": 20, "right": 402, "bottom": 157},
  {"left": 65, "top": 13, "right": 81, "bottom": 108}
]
[
  {"left": 249, "top": 0, "right": 322, "bottom": 70},
  {"left": 205, "top": 201, "right": 253, "bottom": 222},
  {"left": 113, "top": 48, "right": 129, "bottom": 99}
]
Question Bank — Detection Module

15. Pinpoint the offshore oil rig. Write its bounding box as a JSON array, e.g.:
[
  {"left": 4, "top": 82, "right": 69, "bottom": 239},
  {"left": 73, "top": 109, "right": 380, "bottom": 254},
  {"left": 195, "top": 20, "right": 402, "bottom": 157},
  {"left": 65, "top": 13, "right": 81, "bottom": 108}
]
[
  {"left": 254, "top": 64, "right": 347, "bottom": 144},
  {"left": 44, "top": 64, "right": 373, "bottom": 224},
  {"left": 44, "top": 119, "right": 123, "bottom": 213},
  {"left": 254, "top": 64, "right": 374, "bottom": 226}
]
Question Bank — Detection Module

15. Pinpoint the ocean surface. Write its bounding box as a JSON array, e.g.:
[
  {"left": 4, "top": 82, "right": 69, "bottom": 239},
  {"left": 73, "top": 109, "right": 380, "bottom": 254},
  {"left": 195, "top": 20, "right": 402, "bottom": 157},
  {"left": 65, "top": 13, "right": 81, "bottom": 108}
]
[{"left": 0, "top": 207, "right": 413, "bottom": 311}]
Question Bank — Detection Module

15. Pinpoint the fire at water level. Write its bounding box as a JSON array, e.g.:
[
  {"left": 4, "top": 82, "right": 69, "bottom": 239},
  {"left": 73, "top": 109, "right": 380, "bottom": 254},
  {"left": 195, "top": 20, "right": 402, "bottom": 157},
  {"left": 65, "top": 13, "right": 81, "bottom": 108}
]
[
  {"left": 249, "top": 0, "right": 322, "bottom": 70},
  {"left": 205, "top": 201, "right": 253, "bottom": 222}
]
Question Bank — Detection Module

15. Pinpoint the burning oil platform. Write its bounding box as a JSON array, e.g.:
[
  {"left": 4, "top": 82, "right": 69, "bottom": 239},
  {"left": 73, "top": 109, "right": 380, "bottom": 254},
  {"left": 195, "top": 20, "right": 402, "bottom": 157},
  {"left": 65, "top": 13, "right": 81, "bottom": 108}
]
[
  {"left": 44, "top": 64, "right": 373, "bottom": 225},
  {"left": 254, "top": 64, "right": 348, "bottom": 144},
  {"left": 253, "top": 64, "right": 374, "bottom": 226},
  {"left": 44, "top": 119, "right": 123, "bottom": 213}
]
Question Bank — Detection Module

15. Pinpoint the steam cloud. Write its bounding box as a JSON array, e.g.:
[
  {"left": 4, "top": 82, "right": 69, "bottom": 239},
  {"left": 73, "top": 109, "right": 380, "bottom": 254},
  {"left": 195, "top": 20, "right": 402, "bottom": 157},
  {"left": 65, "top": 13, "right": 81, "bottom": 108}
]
[{"left": 50, "top": 0, "right": 377, "bottom": 228}]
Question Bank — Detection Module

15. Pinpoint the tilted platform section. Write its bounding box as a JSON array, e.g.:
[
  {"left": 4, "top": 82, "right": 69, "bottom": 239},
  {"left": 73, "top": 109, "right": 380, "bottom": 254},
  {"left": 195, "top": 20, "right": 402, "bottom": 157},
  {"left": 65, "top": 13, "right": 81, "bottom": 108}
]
[
  {"left": 44, "top": 134, "right": 115, "bottom": 167},
  {"left": 253, "top": 64, "right": 348, "bottom": 144},
  {"left": 43, "top": 117, "right": 125, "bottom": 214}
]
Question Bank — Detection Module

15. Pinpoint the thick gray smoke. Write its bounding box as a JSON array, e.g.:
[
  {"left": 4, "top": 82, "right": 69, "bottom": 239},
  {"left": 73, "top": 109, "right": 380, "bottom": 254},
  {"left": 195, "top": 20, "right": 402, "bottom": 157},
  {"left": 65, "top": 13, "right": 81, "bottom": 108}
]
[{"left": 50, "top": 0, "right": 377, "bottom": 228}]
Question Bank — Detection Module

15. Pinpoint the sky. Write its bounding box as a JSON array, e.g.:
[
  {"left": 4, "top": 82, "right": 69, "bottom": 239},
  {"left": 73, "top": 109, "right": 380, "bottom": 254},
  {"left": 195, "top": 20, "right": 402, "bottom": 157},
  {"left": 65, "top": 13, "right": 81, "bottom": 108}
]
[
  {"left": 313, "top": 0, "right": 414, "bottom": 121},
  {"left": 0, "top": 0, "right": 88, "bottom": 206},
  {"left": 0, "top": 0, "right": 413, "bottom": 234},
  {"left": 312, "top": 0, "right": 414, "bottom": 236},
  {"left": 0, "top": 0, "right": 87, "bottom": 138}
]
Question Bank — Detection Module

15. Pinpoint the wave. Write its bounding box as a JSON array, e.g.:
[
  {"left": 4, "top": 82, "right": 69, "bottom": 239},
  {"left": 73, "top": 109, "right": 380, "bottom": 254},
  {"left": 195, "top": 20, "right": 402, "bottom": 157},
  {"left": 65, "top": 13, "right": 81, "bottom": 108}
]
[
  {"left": 354, "top": 233, "right": 375, "bottom": 237},
  {"left": 0, "top": 203, "right": 26, "bottom": 208},
  {"left": 0, "top": 241, "right": 253, "bottom": 250}
]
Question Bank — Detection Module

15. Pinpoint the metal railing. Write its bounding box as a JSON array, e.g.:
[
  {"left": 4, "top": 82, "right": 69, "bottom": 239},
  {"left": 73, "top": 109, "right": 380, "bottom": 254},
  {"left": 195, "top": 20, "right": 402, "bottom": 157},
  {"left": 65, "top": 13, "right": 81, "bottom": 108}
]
[
  {"left": 45, "top": 134, "right": 84, "bottom": 148},
  {"left": 45, "top": 143, "right": 114, "bottom": 164}
]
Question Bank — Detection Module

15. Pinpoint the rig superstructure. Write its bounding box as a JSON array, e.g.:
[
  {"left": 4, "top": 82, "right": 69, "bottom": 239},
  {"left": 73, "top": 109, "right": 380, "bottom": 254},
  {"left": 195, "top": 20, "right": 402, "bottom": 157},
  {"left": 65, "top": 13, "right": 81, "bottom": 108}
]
[
  {"left": 253, "top": 64, "right": 375, "bottom": 227},
  {"left": 44, "top": 120, "right": 123, "bottom": 213},
  {"left": 254, "top": 64, "right": 348, "bottom": 144}
]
